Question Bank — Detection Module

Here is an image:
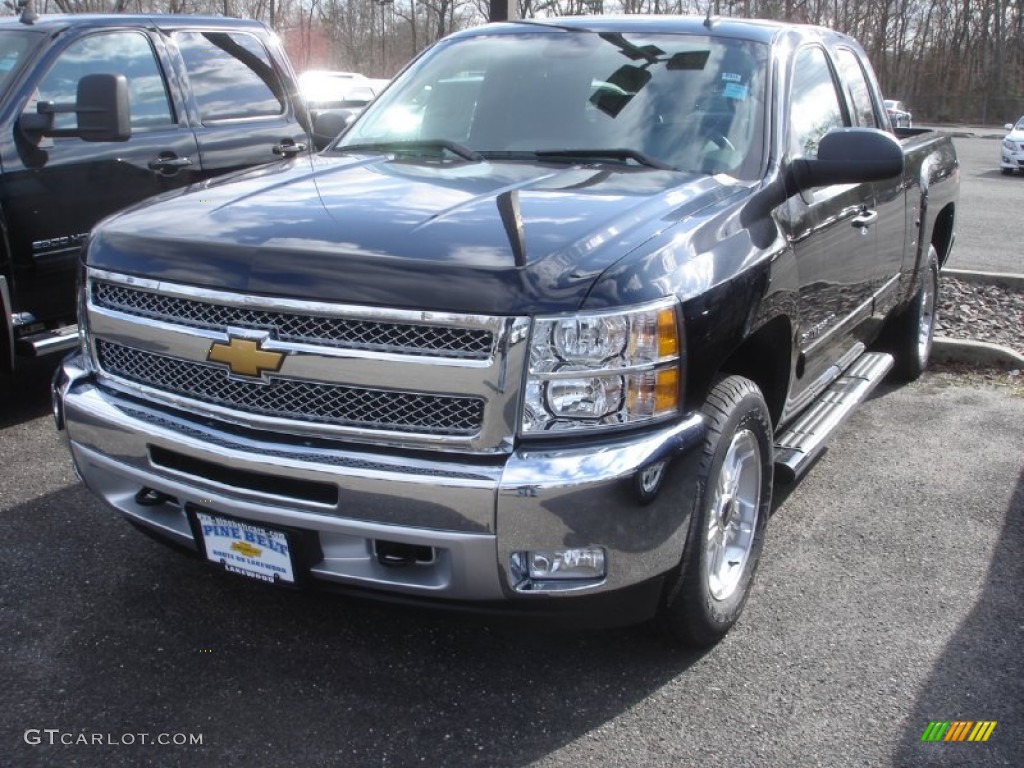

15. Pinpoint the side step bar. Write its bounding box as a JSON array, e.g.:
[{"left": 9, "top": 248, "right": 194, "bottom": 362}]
[
  {"left": 14, "top": 324, "right": 79, "bottom": 357},
  {"left": 774, "top": 351, "right": 894, "bottom": 483}
]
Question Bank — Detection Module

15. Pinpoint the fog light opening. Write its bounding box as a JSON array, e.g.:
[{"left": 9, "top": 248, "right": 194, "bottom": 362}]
[{"left": 512, "top": 547, "right": 606, "bottom": 586}]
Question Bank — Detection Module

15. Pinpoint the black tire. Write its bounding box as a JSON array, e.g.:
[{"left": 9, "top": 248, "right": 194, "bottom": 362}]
[
  {"left": 1001, "top": 167, "right": 1014, "bottom": 176},
  {"left": 889, "top": 245, "right": 940, "bottom": 382},
  {"left": 658, "top": 375, "right": 773, "bottom": 648}
]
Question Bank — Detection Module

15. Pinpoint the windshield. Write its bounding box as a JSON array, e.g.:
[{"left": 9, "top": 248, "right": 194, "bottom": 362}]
[
  {"left": 0, "top": 30, "right": 37, "bottom": 101},
  {"left": 339, "top": 30, "right": 768, "bottom": 179}
]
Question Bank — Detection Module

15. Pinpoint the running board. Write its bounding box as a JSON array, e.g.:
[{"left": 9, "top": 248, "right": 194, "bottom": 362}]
[
  {"left": 14, "top": 324, "right": 79, "bottom": 357},
  {"left": 774, "top": 351, "right": 894, "bottom": 483}
]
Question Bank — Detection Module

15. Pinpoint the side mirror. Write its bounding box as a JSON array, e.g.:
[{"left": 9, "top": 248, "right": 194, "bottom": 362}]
[
  {"left": 18, "top": 73, "right": 130, "bottom": 142},
  {"left": 1006, "top": 123, "right": 1015, "bottom": 131},
  {"left": 312, "top": 109, "right": 356, "bottom": 150},
  {"left": 790, "top": 128, "right": 904, "bottom": 189},
  {"left": 742, "top": 128, "right": 904, "bottom": 230},
  {"left": 75, "top": 73, "right": 131, "bottom": 141}
]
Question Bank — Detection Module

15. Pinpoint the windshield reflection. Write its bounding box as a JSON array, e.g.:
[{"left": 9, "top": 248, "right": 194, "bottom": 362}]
[
  {"left": 340, "top": 31, "right": 767, "bottom": 179},
  {"left": 0, "top": 30, "right": 36, "bottom": 102}
]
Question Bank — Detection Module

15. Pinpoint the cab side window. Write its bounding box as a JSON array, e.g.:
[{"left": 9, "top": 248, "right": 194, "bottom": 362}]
[
  {"left": 36, "top": 31, "right": 174, "bottom": 131},
  {"left": 175, "top": 31, "right": 286, "bottom": 121},
  {"left": 788, "top": 46, "right": 845, "bottom": 160},
  {"left": 836, "top": 48, "right": 880, "bottom": 128}
]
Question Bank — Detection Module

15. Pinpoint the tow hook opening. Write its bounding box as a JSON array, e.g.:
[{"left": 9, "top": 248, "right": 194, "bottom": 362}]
[
  {"left": 374, "top": 539, "right": 436, "bottom": 567},
  {"left": 134, "top": 487, "right": 177, "bottom": 508}
]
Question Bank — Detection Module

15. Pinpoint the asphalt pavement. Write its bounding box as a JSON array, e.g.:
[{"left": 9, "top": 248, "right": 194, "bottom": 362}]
[
  {"left": 944, "top": 127, "right": 1023, "bottom": 274},
  {"left": 1, "top": 360, "right": 1021, "bottom": 768}
]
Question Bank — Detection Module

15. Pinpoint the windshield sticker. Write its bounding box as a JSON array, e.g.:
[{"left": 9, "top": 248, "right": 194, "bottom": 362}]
[{"left": 723, "top": 82, "right": 749, "bottom": 100}]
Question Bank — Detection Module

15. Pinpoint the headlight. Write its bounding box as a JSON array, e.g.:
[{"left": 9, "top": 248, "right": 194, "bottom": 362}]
[
  {"left": 1004, "top": 139, "right": 1019, "bottom": 152},
  {"left": 522, "top": 300, "right": 682, "bottom": 434}
]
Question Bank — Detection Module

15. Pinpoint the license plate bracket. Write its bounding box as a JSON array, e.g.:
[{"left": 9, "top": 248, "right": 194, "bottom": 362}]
[{"left": 189, "top": 507, "right": 305, "bottom": 587}]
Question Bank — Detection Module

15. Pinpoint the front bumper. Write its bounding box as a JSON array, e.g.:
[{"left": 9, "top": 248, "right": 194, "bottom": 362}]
[
  {"left": 1001, "top": 148, "right": 1024, "bottom": 171},
  {"left": 54, "top": 355, "right": 705, "bottom": 621}
]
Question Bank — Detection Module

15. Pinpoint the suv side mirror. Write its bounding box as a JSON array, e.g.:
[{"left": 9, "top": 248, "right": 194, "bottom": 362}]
[
  {"left": 18, "top": 73, "right": 131, "bottom": 142},
  {"left": 75, "top": 73, "right": 131, "bottom": 141},
  {"left": 312, "top": 109, "right": 356, "bottom": 150}
]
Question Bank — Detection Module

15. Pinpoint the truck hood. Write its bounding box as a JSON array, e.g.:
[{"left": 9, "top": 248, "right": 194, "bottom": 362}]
[{"left": 90, "top": 153, "right": 745, "bottom": 315}]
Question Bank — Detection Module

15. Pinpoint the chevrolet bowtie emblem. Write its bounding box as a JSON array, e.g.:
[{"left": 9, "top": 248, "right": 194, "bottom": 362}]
[{"left": 207, "top": 337, "right": 285, "bottom": 378}]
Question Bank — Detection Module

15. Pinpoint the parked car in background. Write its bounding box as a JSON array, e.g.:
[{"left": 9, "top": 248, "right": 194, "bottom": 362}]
[
  {"left": 299, "top": 70, "right": 383, "bottom": 148},
  {"left": 1000, "top": 117, "right": 1024, "bottom": 175},
  {"left": 366, "top": 77, "right": 390, "bottom": 95},
  {"left": 884, "top": 99, "right": 913, "bottom": 128},
  {"left": 298, "top": 70, "right": 373, "bottom": 113}
]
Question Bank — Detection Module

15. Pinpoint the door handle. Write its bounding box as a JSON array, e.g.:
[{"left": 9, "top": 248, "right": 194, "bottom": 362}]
[
  {"left": 148, "top": 154, "right": 193, "bottom": 173},
  {"left": 852, "top": 209, "right": 878, "bottom": 229},
  {"left": 272, "top": 141, "right": 308, "bottom": 157}
]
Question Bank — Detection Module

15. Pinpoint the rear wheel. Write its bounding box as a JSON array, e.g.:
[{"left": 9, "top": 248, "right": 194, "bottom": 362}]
[
  {"left": 658, "top": 375, "right": 773, "bottom": 648},
  {"left": 889, "top": 245, "right": 940, "bottom": 382}
]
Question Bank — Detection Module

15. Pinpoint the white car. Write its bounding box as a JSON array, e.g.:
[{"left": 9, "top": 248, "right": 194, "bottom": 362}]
[
  {"left": 884, "top": 99, "right": 913, "bottom": 128},
  {"left": 1001, "top": 117, "right": 1024, "bottom": 176},
  {"left": 298, "top": 70, "right": 371, "bottom": 112}
]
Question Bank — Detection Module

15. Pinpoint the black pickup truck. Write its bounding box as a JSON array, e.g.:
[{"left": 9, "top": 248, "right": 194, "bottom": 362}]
[
  {"left": 53, "top": 16, "right": 958, "bottom": 647},
  {"left": 0, "top": 11, "right": 310, "bottom": 371}
]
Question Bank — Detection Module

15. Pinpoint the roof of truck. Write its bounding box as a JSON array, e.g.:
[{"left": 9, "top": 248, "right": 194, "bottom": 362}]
[{"left": 454, "top": 15, "right": 848, "bottom": 47}]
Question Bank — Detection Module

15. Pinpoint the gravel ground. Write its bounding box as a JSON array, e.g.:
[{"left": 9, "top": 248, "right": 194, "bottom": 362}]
[{"left": 936, "top": 275, "right": 1023, "bottom": 356}]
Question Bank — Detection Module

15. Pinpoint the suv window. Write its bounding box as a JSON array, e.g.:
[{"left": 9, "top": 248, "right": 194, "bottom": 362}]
[
  {"left": 836, "top": 47, "right": 879, "bottom": 128},
  {"left": 788, "top": 45, "right": 845, "bottom": 159},
  {"left": 175, "top": 30, "right": 285, "bottom": 121},
  {"left": 35, "top": 31, "right": 174, "bottom": 130}
]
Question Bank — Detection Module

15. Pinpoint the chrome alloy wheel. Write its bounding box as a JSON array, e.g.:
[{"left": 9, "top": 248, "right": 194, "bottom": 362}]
[
  {"left": 916, "top": 267, "right": 937, "bottom": 365},
  {"left": 706, "top": 428, "right": 762, "bottom": 601}
]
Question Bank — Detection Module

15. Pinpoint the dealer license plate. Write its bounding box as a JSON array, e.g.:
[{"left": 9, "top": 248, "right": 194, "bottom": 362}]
[{"left": 194, "top": 511, "right": 296, "bottom": 585}]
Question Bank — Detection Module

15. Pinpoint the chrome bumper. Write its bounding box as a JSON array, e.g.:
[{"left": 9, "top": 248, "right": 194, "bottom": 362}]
[{"left": 55, "top": 356, "right": 705, "bottom": 606}]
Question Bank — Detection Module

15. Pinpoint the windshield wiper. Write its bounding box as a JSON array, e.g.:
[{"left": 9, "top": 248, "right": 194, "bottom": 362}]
[
  {"left": 534, "top": 148, "right": 674, "bottom": 170},
  {"left": 336, "top": 140, "right": 484, "bottom": 162}
]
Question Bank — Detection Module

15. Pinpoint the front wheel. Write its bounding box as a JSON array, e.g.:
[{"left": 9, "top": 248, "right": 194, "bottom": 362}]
[{"left": 658, "top": 375, "right": 773, "bottom": 648}]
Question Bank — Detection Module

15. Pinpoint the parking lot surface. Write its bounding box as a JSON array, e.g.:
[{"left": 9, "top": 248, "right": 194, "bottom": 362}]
[
  {"left": 3, "top": 367, "right": 1023, "bottom": 768},
  {"left": 946, "top": 129, "right": 1024, "bottom": 273}
]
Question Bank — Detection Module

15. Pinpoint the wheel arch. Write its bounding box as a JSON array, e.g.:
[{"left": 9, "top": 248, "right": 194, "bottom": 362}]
[
  {"left": 713, "top": 314, "right": 792, "bottom": 429},
  {"left": 930, "top": 202, "right": 955, "bottom": 268}
]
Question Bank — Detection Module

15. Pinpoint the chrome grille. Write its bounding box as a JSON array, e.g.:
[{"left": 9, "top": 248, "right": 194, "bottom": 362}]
[
  {"left": 93, "top": 282, "right": 494, "bottom": 359},
  {"left": 97, "top": 341, "right": 484, "bottom": 435}
]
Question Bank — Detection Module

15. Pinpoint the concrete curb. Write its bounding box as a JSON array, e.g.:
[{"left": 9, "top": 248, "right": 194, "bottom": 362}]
[
  {"left": 933, "top": 337, "right": 1024, "bottom": 369},
  {"left": 943, "top": 268, "right": 1024, "bottom": 291}
]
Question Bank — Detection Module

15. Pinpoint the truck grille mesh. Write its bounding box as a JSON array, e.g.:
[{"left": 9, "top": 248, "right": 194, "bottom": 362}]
[
  {"left": 93, "top": 282, "right": 494, "bottom": 359},
  {"left": 97, "top": 341, "right": 484, "bottom": 435}
]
